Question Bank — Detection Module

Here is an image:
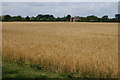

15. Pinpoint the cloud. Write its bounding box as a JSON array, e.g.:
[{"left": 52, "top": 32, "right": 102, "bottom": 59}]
[
  {"left": 2, "top": 0, "right": 120, "bottom": 2},
  {"left": 2, "top": 2, "right": 118, "bottom": 18}
]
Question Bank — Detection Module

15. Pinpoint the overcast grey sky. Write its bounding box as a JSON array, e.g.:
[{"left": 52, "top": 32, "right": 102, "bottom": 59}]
[{"left": 2, "top": 2, "right": 118, "bottom": 18}]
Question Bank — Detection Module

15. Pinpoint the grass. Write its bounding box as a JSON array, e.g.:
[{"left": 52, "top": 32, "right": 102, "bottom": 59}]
[
  {"left": 3, "top": 59, "right": 80, "bottom": 78},
  {"left": 2, "top": 59, "right": 61, "bottom": 78},
  {"left": 2, "top": 22, "right": 118, "bottom": 78}
]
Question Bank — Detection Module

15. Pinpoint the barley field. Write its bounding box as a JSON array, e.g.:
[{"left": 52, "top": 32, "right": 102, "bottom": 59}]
[{"left": 2, "top": 22, "right": 118, "bottom": 78}]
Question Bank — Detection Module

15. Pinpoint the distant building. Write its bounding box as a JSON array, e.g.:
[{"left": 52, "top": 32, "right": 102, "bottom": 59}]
[
  {"left": 70, "top": 17, "right": 74, "bottom": 22},
  {"left": 70, "top": 16, "right": 81, "bottom": 22}
]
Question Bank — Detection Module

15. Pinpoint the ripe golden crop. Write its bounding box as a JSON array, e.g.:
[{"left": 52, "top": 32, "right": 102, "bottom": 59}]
[{"left": 2, "top": 22, "right": 118, "bottom": 78}]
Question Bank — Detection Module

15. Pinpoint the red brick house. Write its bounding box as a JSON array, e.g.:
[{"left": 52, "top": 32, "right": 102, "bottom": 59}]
[{"left": 70, "top": 16, "right": 81, "bottom": 22}]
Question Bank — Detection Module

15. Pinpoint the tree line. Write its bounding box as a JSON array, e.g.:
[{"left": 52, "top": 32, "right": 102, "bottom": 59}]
[{"left": 0, "top": 14, "right": 120, "bottom": 22}]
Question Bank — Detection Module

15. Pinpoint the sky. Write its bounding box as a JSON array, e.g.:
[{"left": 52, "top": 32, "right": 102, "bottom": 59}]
[
  {"left": 2, "top": 2, "right": 119, "bottom": 18},
  {"left": 2, "top": 0, "right": 120, "bottom": 2}
]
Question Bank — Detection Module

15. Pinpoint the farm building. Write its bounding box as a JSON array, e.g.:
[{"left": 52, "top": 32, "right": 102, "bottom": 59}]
[{"left": 70, "top": 16, "right": 81, "bottom": 22}]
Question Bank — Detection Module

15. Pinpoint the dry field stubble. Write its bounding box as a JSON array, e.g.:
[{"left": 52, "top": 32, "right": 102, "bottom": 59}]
[{"left": 2, "top": 22, "right": 118, "bottom": 78}]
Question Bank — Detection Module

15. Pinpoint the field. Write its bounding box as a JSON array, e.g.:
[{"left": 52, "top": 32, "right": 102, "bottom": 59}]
[{"left": 2, "top": 22, "right": 118, "bottom": 78}]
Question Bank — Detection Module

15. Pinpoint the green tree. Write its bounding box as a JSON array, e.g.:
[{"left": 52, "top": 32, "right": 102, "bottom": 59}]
[
  {"left": 30, "top": 17, "right": 35, "bottom": 21},
  {"left": 66, "top": 14, "right": 71, "bottom": 21},
  {"left": 48, "top": 15, "right": 55, "bottom": 21},
  {"left": 115, "top": 14, "right": 120, "bottom": 19},
  {"left": 26, "top": 16, "right": 30, "bottom": 21},
  {"left": 3, "top": 15, "right": 11, "bottom": 21},
  {"left": 0, "top": 16, "right": 2, "bottom": 21},
  {"left": 36, "top": 14, "right": 43, "bottom": 21},
  {"left": 11, "top": 15, "right": 22, "bottom": 21},
  {"left": 102, "top": 15, "right": 108, "bottom": 19},
  {"left": 86, "top": 15, "right": 99, "bottom": 22},
  {"left": 101, "top": 15, "right": 109, "bottom": 22}
]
